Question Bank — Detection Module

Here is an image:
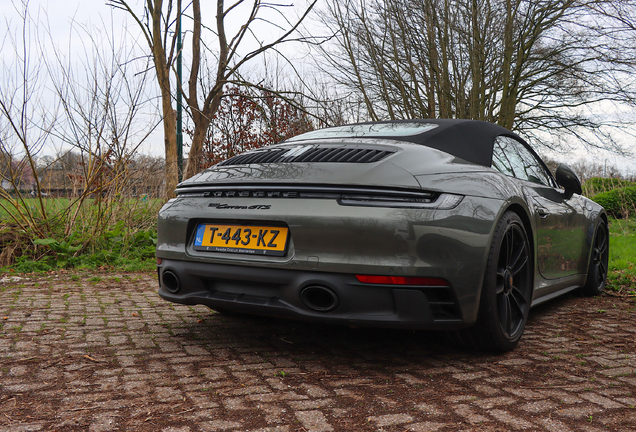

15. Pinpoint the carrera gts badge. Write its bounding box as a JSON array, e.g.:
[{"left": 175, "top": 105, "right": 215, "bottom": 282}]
[{"left": 208, "top": 203, "right": 271, "bottom": 210}]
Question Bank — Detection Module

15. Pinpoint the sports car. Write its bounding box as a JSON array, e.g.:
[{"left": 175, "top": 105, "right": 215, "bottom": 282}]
[{"left": 155, "top": 119, "right": 609, "bottom": 352}]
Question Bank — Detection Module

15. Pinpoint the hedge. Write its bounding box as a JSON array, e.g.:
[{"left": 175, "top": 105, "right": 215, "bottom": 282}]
[
  {"left": 583, "top": 177, "right": 635, "bottom": 197},
  {"left": 591, "top": 186, "right": 636, "bottom": 218}
]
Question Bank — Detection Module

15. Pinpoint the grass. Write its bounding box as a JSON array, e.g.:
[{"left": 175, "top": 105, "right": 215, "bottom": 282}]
[
  {"left": 607, "top": 217, "right": 636, "bottom": 293},
  {"left": 0, "top": 197, "right": 163, "bottom": 220},
  {"left": 1, "top": 197, "right": 162, "bottom": 273},
  {"left": 582, "top": 177, "right": 635, "bottom": 293},
  {"left": 0, "top": 197, "right": 71, "bottom": 220},
  {"left": 3, "top": 227, "right": 158, "bottom": 273}
]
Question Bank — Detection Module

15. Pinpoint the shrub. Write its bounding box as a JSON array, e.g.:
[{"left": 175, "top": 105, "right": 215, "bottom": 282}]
[
  {"left": 582, "top": 177, "right": 635, "bottom": 197},
  {"left": 592, "top": 186, "right": 636, "bottom": 218},
  {"left": 0, "top": 198, "right": 162, "bottom": 271}
]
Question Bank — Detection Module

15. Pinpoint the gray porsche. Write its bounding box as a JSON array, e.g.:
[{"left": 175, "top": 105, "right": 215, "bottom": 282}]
[{"left": 155, "top": 119, "right": 609, "bottom": 352}]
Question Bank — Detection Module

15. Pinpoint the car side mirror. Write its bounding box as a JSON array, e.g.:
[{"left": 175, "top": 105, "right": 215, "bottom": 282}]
[{"left": 555, "top": 164, "right": 582, "bottom": 198}]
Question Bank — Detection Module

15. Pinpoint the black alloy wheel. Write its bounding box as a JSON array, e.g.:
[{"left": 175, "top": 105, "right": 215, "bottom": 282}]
[
  {"left": 495, "top": 218, "right": 531, "bottom": 341},
  {"left": 456, "top": 211, "right": 532, "bottom": 352},
  {"left": 582, "top": 219, "right": 609, "bottom": 296}
]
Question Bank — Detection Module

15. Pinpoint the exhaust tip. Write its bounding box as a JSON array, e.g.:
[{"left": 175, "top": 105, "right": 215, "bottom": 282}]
[
  {"left": 301, "top": 285, "right": 338, "bottom": 312},
  {"left": 162, "top": 270, "right": 180, "bottom": 293}
]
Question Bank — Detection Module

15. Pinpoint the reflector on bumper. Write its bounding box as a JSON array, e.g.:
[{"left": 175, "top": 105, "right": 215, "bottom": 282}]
[{"left": 356, "top": 275, "right": 450, "bottom": 286}]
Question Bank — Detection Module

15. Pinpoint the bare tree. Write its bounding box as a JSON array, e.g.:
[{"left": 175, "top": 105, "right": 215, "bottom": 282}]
[
  {"left": 1, "top": 2, "right": 160, "bottom": 265},
  {"left": 0, "top": 1, "right": 57, "bottom": 238},
  {"left": 108, "top": 0, "right": 317, "bottom": 197},
  {"left": 317, "top": 0, "right": 636, "bottom": 152},
  {"left": 45, "top": 20, "right": 156, "bottom": 188}
]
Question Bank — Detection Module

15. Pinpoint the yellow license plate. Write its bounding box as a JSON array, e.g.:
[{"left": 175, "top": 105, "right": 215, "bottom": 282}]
[{"left": 193, "top": 223, "right": 289, "bottom": 256}]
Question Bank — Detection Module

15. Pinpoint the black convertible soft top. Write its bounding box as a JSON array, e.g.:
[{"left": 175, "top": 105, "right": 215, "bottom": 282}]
[{"left": 287, "top": 119, "right": 526, "bottom": 167}]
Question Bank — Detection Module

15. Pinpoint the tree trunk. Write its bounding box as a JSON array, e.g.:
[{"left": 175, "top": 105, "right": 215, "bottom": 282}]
[
  {"left": 161, "top": 94, "right": 178, "bottom": 197},
  {"left": 184, "top": 110, "right": 212, "bottom": 179},
  {"left": 498, "top": 0, "right": 516, "bottom": 129},
  {"left": 151, "top": 0, "right": 179, "bottom": 198}
]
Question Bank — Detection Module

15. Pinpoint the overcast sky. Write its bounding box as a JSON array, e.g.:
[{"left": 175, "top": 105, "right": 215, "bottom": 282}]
[
  {"left": 2, "top": 0, "right": 120, "bottom": 40},
  {"left": 2, "top": 0, "right": 635, "bottom": 174}
]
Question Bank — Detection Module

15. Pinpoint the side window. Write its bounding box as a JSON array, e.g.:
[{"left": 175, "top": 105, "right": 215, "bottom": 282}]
[
  {"left": 492, "top": 136, "right": 555, "bottom": 187},
  {"left": 509, "top": 139, "right": 554, "bottom": 187},
  {"left": 491, "top": 140, "right": 514, "bottom": 176},
  {"left": 492, "top": 137, "right": 523, "bottom": 178}
]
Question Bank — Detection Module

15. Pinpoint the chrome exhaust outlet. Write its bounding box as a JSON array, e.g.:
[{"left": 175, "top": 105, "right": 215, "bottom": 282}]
[
  {"left": 300, "top": 285, "right": 339, "bottom": 312},
  {"left": 161, "top": 270, "right": 180, "bottom": 293}
]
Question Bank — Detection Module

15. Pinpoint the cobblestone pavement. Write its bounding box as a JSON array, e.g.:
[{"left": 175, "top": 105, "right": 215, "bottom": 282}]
[{"left": 0, "top": 272, "right": 635, "bottom": 432}]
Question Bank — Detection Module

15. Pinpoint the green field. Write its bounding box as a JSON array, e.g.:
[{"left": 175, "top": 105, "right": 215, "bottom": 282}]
[
  {"left": 0, "top": 197, "right": 163, "bottom": 220},
  {"left": 1, "top": 197, "right": 163, "bottom": 273},
  {"left": 607, "top": 217, "right": 636, "bottom": 293},
  {"left": 0, "top": 197, "right": 71, "bottom": 220}
]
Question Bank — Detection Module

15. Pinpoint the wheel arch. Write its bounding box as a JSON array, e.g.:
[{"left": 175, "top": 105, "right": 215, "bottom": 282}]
[
  {"left": 584, "top": 210, "right": 609, "bottom": 268},
  {"left": 470, "top": 201, "right": 535, "bottom": 323},
  {"left": 597, "top": 210, "right": 609, "bottom": 262},
  {"left": 505, "top": 203, "right": 536, "bottom": 295},
  {"left": 582, "top": 210, "right": 610, "bottom": 294},
  {"left": 599, "top": 211, "right": 609, "bottom": 232},
  {"left": 457, "top": 204, "right": 535, "bottom": 351},
  {"left": 506, "top": 203, "right": 535, "bottom": 265}
]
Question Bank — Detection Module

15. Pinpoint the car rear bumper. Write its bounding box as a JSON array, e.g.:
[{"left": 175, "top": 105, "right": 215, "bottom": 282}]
[{"left": 157, "top": 259, "right": 469, "bottom": 330}]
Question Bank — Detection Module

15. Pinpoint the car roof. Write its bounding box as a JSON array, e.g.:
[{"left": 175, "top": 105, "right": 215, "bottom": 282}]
[{"left": 286, "top": 119, "right": 527, "bottom": 167}]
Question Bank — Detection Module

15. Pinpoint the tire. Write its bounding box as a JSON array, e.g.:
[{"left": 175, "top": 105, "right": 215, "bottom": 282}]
[
  {"left": 456, "top": 211, "right": 533, "bottom": 352},
  {"left": 581, "top": 219, "right": 609, "bottom": 296}
]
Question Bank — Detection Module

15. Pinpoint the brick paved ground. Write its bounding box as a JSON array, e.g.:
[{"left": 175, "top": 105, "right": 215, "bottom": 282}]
[{"left": 0, "top": 272, "right": 635, "bottom": 431}]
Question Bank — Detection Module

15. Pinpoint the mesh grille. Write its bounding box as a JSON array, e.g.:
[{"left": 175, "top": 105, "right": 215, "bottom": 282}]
[{"left": 218, "top": 146, "right": 395, "bottom": 166}]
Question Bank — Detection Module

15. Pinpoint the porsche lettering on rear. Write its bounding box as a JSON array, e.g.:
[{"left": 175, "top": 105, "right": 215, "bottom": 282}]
[{"left": 203, "top": 190, "right": 299, "bottom": 198}]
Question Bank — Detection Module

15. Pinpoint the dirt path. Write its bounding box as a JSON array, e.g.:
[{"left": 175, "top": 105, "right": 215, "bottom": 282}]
[{"left": 1, "top": 272, "right": 635, "bottom": 431}]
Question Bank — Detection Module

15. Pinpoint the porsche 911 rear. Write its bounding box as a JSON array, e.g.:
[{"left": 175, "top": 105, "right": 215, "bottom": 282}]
[{"left": 156, "top": 139, "right": 504, "bottom": 330}]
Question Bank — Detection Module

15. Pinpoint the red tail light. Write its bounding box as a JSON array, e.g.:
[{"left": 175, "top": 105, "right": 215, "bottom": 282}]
[{"left": 355, "top": 275, "right": 450, "bottom": 286}]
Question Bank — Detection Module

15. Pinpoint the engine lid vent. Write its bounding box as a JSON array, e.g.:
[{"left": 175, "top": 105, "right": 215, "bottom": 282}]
[{"left": 217, "top": 145, "right": 396, "bottom": 166}]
